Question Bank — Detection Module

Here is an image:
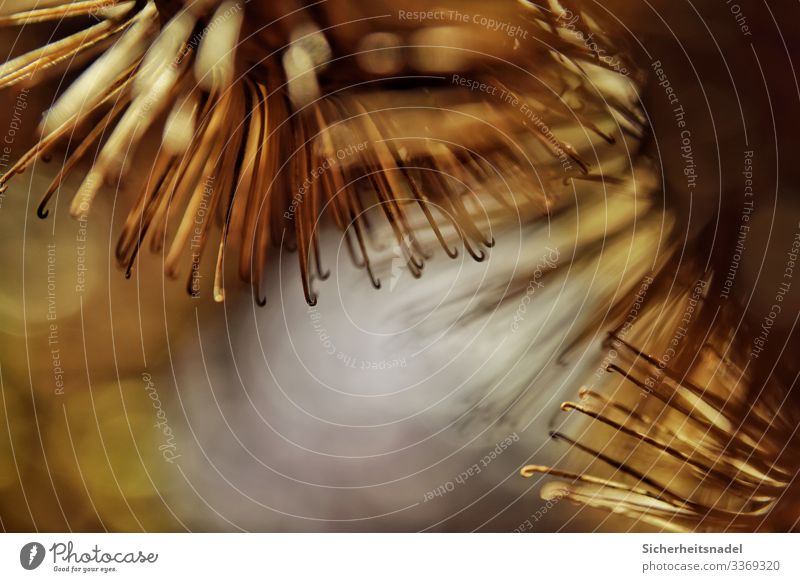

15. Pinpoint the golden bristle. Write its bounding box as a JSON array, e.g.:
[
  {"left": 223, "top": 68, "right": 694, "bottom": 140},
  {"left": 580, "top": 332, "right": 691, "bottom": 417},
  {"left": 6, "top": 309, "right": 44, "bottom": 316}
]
[
  {"left": 524, "top": 320, "right": 799, "bottom": 531},
  {"left": 0, "top": 0, "right": 637, "bottom": 304}
]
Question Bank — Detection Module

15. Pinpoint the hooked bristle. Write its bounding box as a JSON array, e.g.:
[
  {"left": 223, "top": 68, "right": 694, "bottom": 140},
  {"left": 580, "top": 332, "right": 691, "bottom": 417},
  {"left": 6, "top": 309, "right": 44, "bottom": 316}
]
[{"left": 0, "top": 0, "right": 636, "bottom": 305}]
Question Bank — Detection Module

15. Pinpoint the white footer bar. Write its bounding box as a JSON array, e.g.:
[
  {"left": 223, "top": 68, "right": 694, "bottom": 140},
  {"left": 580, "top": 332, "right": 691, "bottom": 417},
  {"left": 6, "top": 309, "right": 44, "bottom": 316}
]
[{"left": 1, "top": 533, "right": 796, "bottom": 581}]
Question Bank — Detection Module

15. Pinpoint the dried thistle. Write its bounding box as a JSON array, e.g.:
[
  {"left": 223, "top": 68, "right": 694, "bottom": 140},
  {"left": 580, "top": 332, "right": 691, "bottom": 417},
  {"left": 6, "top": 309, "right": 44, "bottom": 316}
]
[
  {"left": 522, "top": 269, "right": 800, "bottom": 531},
  {"left": 0, "top": 0, "right": 639, "bottom": 304}
]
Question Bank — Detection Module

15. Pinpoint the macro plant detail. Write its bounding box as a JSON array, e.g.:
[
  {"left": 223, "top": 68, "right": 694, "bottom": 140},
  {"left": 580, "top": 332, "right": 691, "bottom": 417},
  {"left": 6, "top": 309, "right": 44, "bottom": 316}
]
[
  {"left": 0, "top": 0, "right": 798, "bottom": 541},
  {"left": 0, "top": 0, "right": 638, "bottom": 305}
]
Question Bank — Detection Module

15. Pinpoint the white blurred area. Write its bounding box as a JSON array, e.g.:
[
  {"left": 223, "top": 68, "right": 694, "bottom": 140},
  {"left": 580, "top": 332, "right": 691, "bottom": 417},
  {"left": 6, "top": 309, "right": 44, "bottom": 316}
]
[
  {"left": 0, "top": 41, "right": 652, "bottom": 529},
  {"left": 0, "top": 83, "right": 656, "bottom": 532},
  {"left": 165, "top": 173, "right": 659, "bottom": 531},
  {"left": 169, "top": 229, "right": 562, "bottom": 531},
  {"left": 0, "top": 132, "right": 654, "bottom": 532}
]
